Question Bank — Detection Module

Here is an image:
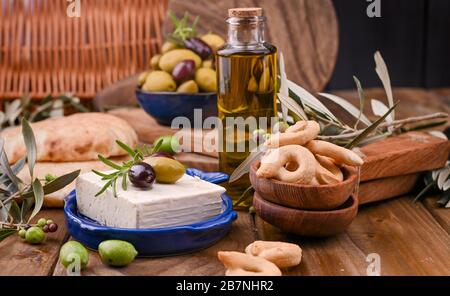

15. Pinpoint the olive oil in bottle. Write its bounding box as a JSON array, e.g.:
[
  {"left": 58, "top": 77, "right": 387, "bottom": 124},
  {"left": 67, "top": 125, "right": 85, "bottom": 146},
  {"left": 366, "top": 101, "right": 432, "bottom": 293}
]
[{"left": 216, "top": 8, "right": 277, "bottom": 208}]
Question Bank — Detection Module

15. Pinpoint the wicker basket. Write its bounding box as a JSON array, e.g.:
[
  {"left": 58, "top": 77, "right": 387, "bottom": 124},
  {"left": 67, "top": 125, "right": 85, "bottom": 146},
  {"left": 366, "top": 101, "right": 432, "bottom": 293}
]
[{"left": 0, "top": 0, "right": 168, "bottom": 100}]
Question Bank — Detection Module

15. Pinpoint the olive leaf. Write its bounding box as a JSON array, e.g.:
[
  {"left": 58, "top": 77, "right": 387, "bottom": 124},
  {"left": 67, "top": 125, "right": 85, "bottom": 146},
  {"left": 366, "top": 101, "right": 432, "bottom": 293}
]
[
  {"left": 9, "top": 201, "right": 21, "bottom": 222},
  {"left": 374, "top": 51, "right": 395, "bottom": 121},
  {"left": 318, "top": 92, "right": 371, "bottom": 126},
  {"left": 20, "top": 197, "right": 33, "bottom": 223},
  {"left": 0, "top": 139, "right": 23, "bottom": 188},
  {"left": 371, "top": 99, "right": 391, "bottom": 121},
  {"left": 346, "top": 102, "right": 398, "bottom": 149},
  {"left": 287, "top": 79, "right": 338, "bottom": 122},
  {"left": 229, "top": 149, "right": 266, "bottom": 183},
  {"left": 353, "top": 76, "right": 367, "bottom": 128},
  {"left": 277, "top": 93, "right": 308, "bottom": 121},
  {"left": 22, "top": 170, "right": 81, "bottom": 198},
  {"left": 279, "top": 53, "right": 289, "bottom": 122},
  {"left": 0, "top": 229, "right": 15, "bottom": 242},
  {"left": 28, "top": 179, "right": 44, "bottom": 223},
  {"left": 21, "top": 118, "right": 37, "bottom": 178}
]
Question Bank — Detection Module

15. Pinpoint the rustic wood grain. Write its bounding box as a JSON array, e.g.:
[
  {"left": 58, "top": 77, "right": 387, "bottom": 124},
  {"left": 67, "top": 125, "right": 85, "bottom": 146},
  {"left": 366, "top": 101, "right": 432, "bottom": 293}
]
[
  {"left": 254, "top": 216, "right": 367, "bottom": 275},
  {"left": 164, "top": 0, "right": 338, "bottom": 93},
  {"left": 346, "top": 197, "right": 450, "bottom": 275},
  {"left": 422, "top": 196, "right": 450, "bottom": 234},
  {"left": 358, "top": 132, "right": 449, "bottom": 181},
  {"left": 359, "top": 173, "right": 421, "bottom": 205},
  {"left": 53, "top": 212, "right": 255, "bottom": 276},
  {"left": 0, "top": 210, "right": 68, "bottom": 276},
  {"left": 255, "top": 196, "right": 450, "bottom": 275}
]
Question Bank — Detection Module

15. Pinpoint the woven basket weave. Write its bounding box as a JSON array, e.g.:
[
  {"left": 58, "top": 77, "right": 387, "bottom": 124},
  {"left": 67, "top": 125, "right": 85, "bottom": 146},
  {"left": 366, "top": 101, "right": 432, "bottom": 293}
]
[{"left": 0, "top": 0, "right": 168, "bottom": 100}]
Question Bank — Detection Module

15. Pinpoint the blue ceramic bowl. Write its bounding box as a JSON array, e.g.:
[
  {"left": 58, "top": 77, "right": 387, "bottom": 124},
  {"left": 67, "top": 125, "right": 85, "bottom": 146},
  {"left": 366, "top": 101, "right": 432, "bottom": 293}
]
[
  {"left": 64, "top": 169, "right": 236, "bottom": 257},
  {"left": 136, "top": 88, "right": 217, "bottom": 126}
]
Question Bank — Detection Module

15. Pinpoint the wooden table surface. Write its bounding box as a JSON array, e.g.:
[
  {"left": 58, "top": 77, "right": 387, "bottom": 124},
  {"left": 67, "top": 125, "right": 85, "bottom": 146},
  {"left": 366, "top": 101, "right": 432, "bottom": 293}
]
[{"left": 0, "top": 88, "right": 449, "bottom": 276}]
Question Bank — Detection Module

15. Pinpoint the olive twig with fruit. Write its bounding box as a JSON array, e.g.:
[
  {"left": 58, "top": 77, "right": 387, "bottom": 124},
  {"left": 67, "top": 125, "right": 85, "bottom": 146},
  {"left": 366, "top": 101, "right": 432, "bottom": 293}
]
[
  {"left": 93, "top": 136, "right": 186, "bottom": 197},
  {"left": 0, "top": 119, "right": 80, "bottom": 244}
]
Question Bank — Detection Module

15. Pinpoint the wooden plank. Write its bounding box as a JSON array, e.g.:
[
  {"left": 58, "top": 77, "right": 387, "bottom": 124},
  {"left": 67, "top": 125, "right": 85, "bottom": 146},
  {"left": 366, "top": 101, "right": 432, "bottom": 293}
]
[
  {"left": 53, "top": 212, "right": 256, "bottom": 276},
  {"left": 359, "top": 173, "right": 420, "bottom": 205},
  {"left": 165, "top": 0, "right": 338, "bottom": 93},
  {"left": 255, "top": 217, "right": 368, "bottom": 276},
  {"left": 422, "top": 196, "right": 450, "bottom": 234},
  {"left": 347, "top": 197, "right": 450, "bottom": 275},
  {"left": 0, "top": 210, "right": 68, "bottom": 276},
  {"left": 358, "top": 132, "right": 449, "bottom": 181},
  {"left": 255, "top": 196, "right": 450, "bottom": 275}
]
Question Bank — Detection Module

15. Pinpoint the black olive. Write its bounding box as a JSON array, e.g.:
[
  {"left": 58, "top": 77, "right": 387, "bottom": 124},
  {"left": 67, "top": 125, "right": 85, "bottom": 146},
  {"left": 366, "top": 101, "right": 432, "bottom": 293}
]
[
  {"left": 172, "top": 60, "right": 196, "bottom": 84},
  {"left": 184, "top": 38, "right": 212, "bottom": 60},
  {"left": 128, "top": 162, "right": 156, "bottom": 188}
]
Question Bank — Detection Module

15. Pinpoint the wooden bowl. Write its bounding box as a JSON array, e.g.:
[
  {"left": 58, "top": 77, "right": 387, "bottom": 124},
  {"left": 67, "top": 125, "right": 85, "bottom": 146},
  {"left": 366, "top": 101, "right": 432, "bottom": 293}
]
[
  {"left": 253, "top": 192, "right": 358, "bottom": 237},
  {"left": 249, "top": 161, "right": 358, "bottom": 210}
]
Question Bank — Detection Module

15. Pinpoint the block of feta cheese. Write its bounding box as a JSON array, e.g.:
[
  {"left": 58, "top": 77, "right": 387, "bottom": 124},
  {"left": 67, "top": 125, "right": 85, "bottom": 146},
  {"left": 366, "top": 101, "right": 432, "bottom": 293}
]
[{"left": 76, "top": 172, "right": 226, "bottom": 229}]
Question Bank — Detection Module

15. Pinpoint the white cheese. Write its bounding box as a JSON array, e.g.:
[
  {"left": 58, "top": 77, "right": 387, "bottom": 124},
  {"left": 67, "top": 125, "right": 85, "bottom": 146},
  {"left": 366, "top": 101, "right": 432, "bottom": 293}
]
[{"left": 75, "top": 172, "right": 226, "bottom": 229}]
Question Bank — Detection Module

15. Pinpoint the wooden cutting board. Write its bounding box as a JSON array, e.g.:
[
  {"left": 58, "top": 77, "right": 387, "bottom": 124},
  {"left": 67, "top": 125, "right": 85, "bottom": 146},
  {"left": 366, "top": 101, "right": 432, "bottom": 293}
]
[{"left": 110, "top": 108, "right": 449, "bottom": 205}]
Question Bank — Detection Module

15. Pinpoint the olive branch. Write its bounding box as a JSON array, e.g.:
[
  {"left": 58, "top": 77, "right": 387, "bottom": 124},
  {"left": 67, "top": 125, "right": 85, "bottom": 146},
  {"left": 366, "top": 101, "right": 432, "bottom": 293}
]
[
  {"left": 230, "top": 51, "right": 448, "bottom": 187},
  {"left": 0, "top": 119, "right": 80, "bottom": 240}
]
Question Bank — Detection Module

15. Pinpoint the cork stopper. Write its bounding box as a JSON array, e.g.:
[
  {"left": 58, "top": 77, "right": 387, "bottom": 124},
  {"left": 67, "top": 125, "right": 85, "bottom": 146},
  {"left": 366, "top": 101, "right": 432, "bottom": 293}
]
[{"left": 228, "top": 7, "right": 263, "bottom": 18}]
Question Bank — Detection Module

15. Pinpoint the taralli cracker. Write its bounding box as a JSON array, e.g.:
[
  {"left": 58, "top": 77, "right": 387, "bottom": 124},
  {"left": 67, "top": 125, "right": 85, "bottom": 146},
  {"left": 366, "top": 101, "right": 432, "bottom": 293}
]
[
  {"left": 217, "top": 251, "right": 282, "bottom": 276},
  {"left": 245, "top": 241, "right": 303, "bottom": 269}
]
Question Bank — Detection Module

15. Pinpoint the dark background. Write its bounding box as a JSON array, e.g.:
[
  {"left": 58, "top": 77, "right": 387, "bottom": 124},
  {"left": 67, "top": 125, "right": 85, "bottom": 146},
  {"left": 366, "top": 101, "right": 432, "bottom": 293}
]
[{"left": 328, "top": 0, "right": 450, "bottom": 90}]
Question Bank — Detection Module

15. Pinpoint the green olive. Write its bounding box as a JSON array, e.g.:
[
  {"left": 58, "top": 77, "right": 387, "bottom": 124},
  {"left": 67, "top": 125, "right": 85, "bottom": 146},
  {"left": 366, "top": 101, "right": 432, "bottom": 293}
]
[
  {"left": 161, "top": 41, "right": 179, "bottom": 54},
  {"left": 153, "top": 135, "right": 180, "bottom": 154},
  {"left": 201, "top": 60, "right": 213, "bottom": 69},
  {"left": 60, "top": 241, "right": 89, "bottom": 270},
  {"left": 145, "top": 157, "right": 185, "bottom": 184},
  {"left": 177, "top": 80, "right": 199, "bottom": 93},
  {"left": 37, "top": 218, "right": 47, "bottom": 227},
  {"left": 138, "top": 71, "right": 150, "bottom": 86},
  {"left": 25, "top": 226, "right": 45, "bottom": 244},
  {"left": 150, "top": 54, "right": 161, "bottom": 69},
  {"left": 18, "top": 229, "right": 27, "bottom": 239},
  {"left": 159, "top": 49, "right": 202, "bottom": 73},
  {"left": 195, "top": 68, "right": 217, "bottom": 92},
  {"left": 98, "top": 240, "right": 137, "bottom": 267},
  {"left": 142, "top": 71, "right": 176, "bottom": 92},
  {"left": 200, "top": 33, "right": 225, "bottom": 52}
]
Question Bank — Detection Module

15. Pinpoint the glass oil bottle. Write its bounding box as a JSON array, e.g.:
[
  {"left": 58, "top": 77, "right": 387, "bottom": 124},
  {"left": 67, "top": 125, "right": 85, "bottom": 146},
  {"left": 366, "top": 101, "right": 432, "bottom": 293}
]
[{"left": 216, "top": 8, "right": 277, "bottom": 208}]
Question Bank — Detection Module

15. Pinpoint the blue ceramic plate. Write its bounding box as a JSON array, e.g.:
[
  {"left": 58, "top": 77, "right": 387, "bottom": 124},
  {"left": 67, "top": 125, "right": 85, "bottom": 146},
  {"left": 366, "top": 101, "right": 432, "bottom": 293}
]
[
  {"left": 64, "top": 169, "right": 236, "bottom": 257},
  {"left": 136, "top": 88, "right": 217, "bottom": 126}
]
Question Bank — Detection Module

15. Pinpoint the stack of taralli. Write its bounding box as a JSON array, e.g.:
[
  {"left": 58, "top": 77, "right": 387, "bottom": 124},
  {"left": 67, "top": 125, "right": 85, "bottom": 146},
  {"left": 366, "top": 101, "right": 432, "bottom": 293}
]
[
  {"left": 257, "top": 121, "right": 364, "bottom": 185},
  {"left": 0, "top": 113, "right": 138, "bottom": 207}
]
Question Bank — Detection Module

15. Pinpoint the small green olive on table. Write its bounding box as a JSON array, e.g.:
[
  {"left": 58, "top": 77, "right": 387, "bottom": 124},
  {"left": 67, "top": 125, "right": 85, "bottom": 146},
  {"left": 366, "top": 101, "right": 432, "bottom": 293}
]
[
  {"left": 25, "top": 226, "right": 45, "bottom": 245},
  {"left": 60, "top": 241, "right": 89, "bottom": 270},
  {"left": 99, "top": 240, "right": 138, "bottom": 267}
]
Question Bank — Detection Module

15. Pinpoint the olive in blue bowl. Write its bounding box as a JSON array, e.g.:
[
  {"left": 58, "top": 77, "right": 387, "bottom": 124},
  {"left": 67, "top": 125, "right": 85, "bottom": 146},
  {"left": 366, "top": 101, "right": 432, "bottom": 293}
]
[{"left": 136, "top": 88, "right": 217, "bottom": 126}]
